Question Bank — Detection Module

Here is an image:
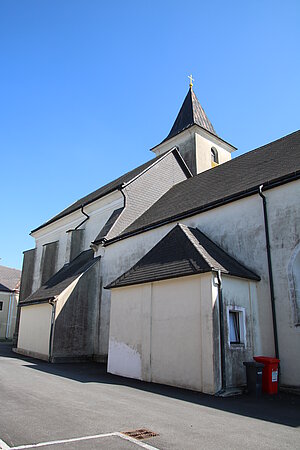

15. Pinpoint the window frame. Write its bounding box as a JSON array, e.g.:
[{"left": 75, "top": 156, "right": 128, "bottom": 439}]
[
  {"left": 226, "top": 305, "right": 246, "bottom": 348},
  {"left": 211, "top": 147, "right": 219, "bottom": 166}
]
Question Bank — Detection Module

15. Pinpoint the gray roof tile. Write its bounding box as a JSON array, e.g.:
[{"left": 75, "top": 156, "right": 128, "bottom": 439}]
[
  {"left": 31, "top": 149, "right": 190, "bottom": 234},
  {"left": 122, "top": 130, "right": 300, "bottom": 236},
  {"left": 106, "top": 224, "right": 260, "bottom": 289},
  {"left": 20, "top": 250, "right": 98, "bottom": 304},
  {"left": 152, "top": 88, "right": 217, "bottom": 150},
  {"left": 93, "top": 208, "right": 124, "bottom": 244},
  {"left": 0, "top": 265, "right": 21, "bottom": 292}
]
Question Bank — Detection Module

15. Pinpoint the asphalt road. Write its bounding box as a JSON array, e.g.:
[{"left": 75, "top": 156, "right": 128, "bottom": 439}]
[{"left": 0, "top": 342, "right": 299, "bottom": 450}]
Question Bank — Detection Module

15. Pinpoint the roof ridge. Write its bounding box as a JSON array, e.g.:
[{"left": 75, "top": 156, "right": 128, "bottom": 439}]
[
  {"left": 179, "top": 224, "right": 223, "bottom": 271},
  {"left": 244, "top": 129, "right": 300, "bottom": 154},
  {"left": 31, "top": 147, "right": 189, "bottom": 234},
  {"left": 105, "top": 223, "right": 260, "bottom": 289}
]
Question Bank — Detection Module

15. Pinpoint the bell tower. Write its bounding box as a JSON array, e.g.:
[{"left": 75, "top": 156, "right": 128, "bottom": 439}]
[{"left": 151, "top": 79, "right": 236, "bottom": 175}]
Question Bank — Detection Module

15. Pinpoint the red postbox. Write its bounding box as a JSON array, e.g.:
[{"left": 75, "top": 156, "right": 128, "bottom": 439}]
[{"left": 253, "top": 356, "right": 280, "bottom": 394}]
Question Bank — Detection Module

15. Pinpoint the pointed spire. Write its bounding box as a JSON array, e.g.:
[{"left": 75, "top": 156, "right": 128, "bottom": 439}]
[{"left": 165, "top": 87, "right": 217, "bottom": 141}]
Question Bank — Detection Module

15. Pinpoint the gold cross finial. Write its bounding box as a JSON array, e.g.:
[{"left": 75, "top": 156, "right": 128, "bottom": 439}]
[{"left": 188, "top": 74, "right": 194, "bottom": 88}]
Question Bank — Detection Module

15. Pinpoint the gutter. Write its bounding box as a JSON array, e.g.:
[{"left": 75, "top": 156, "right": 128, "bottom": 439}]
[
  {"left": 258, "top": 185, "right": 280, "bottom": 359},
  {"left": 66, "top": 205, "right": 89, "bottom": 233},
  {"left": 104, "top": 170, "right": 300, "bottom": 247}
]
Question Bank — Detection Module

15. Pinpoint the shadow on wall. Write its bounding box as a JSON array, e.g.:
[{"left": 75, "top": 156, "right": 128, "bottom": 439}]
[{"left": 1, "top": 342, "right": 299, "bottom": 429}]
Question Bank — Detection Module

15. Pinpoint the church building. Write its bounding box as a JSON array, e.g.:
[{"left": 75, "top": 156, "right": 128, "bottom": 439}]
[{"left": 14, "top": 80, "right": 300, "bottom": 394}]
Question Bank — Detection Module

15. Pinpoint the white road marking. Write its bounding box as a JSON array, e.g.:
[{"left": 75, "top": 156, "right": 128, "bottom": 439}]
[
  {"left": 0, "top": 438, "right": 11, "bottom": 449},
  {"left": 7, "top": 431, "right": 160, "bottom": 450},
  {"left": 116, "top": 432, "right": 159, "bottom": 449}
]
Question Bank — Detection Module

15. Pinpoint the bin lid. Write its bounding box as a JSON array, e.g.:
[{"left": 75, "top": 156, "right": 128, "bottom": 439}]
[
  {"left": 254, "top": 356, "right": 280, "bottom": 364},
  {"left": 243, "top": 361, "right": 264, "bottom": 368}
]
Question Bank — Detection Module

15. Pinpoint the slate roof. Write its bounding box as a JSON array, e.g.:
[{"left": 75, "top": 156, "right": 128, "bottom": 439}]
[
  {"left": 151, "top": 88, "right": 219, "bottom": 150},
  {"left": 0, "top": 265, "right": 21, "bottom": 293},
  {"left": 20, "top": 250, "right": 98, "bottom": 305},
  {"left": 106, "top": 224, "right": 260, "bottom": 289},
  {"left": 31, "top": 149, "right": 190, "bottom": 234},
  {"left": 93, "top": 208, "right": 124, "bottom": 244},
  {"left": 120, "top": 130, "right": 300, "bottom": 237}
]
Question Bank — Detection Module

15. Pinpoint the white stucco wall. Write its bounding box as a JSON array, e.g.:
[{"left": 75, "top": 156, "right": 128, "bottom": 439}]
[
  {"left": 29, "top": 150, "right": 187, "bottom": 294},
  {"left": 152, "top": 125, "right": 234, "bottom": 174},
  {"left": 0, "top": 292, "right": 18, "bottom": 339},
  {"left": 195, "top": 131, "right": 232, "bottom": 173},
  {"left": 30, "top": 190, "right": 123, "bottom": 292},
  {"left": 222, "top": 276, "right": 258, "bottom": 387},
  {"left": 151, "top": 274, "right": 215, "bottom": 392},
  {"left": 18, "top": 303, "right": 52, "bottom": 358},
  {"left": 102, "top": 179, "right": 300, "bottom": 387},
  {"left": 108, "top": 274, "right": 217, "bottom": 394}
]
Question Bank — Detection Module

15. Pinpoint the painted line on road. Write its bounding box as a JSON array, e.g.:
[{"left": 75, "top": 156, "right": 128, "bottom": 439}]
[
  {"left": 116, "top": 432, "right": 159, "bottom": 450},
  {"left": 7, "top": 431, "right": 159, "bottom": 450}
]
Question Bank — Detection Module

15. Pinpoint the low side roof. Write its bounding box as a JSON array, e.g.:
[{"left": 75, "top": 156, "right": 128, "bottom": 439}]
[
  {"left": 105, "top": 224, "right": 260, "bottom": 289},
  {"left": 31, "top": 149, "right": 190, "bottom": 234},
  {"left": 20, "top": 250, "right": 98, "bottom": 305},
  {"left": 0, "top": 265, "right": 21, "bottom": 293},
  {"left": 120, "top": 130, "right": 300, "bottom": 237},
  {"left": 93, "top": 207, "right": 124, "bottom": 244}
]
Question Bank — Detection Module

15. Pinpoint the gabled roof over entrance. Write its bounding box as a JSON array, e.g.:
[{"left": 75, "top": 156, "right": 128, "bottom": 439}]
[
  {"left": 20, "top": 250, "right": 98, "bottom": 305},
  {"left": 106, "top": 224, "right": 260, "bottom": 289}
]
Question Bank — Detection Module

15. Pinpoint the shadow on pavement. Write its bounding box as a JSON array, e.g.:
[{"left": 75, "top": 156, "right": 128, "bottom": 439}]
[{"left": 1, "top": 342, "right": 299, "bottom": 429}]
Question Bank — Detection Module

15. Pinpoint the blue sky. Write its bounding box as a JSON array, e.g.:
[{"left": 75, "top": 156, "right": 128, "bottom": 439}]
[{"left": 1, "top": 0, "right": 299, "bottom": 269}]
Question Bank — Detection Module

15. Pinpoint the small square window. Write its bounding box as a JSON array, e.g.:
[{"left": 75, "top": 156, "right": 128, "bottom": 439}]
[{"left": 0, "top": 301, "right": 3, "bottom": 311}]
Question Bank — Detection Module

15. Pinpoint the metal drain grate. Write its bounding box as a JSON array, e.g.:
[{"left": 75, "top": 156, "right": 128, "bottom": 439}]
[{"left": 122, "top": 428, "right": 159, "bottom": 440}]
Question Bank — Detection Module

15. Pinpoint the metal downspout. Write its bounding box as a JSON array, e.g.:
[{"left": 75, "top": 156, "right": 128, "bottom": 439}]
[
  {"left": 215, "top": 270, "right": 226, "bottom": 394},
  {"left": 67, "top": 205, "right": 90, "bottom": 233},
  {"left": 6, "top": 293, "right": 13, "bottom": 339},
  {"left": 48, "top": 299, "right": 57, "bottom": 362},
  {"left": 258, "top": 185, "right": 279, "bottom": 359}
]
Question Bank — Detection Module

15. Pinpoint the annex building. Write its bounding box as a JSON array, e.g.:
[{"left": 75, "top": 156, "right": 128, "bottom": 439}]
[
  {"left": 0, "top": 265, "right": 20, "bottom": 340},
  {"left": 14, "top": 82, "right": 300, "bottom": 394}
]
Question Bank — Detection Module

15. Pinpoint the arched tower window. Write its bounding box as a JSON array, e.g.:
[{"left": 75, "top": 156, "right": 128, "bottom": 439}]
[{"left": 211, "top": 147, "right": 219, "bottom": 167}]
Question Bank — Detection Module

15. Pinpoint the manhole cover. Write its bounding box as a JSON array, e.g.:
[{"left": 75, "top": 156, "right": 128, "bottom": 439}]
[{"left": 122, "top": 428, "right": 159, "bottom": 440}]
